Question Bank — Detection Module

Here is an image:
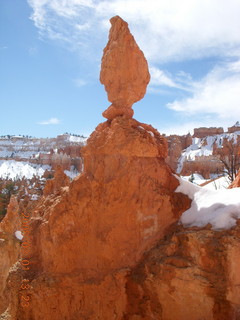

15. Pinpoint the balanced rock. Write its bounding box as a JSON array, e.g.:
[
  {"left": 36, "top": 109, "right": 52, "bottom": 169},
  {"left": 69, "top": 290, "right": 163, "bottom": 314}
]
[
  {"left": 100, "top": 16, "right": 150, "bottom": 120},
  {"left": 0, "top": 16, "right": 190, "bottom": 320}
]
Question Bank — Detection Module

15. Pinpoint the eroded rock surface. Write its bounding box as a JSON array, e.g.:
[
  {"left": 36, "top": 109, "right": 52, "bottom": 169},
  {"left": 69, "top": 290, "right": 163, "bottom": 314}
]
[
  {"left": 3, "top": 115, "right": 188, "bottom": 319},
  {"left": 0, "top": 197, "right": 21, "bottom": 315},
  {"left": 124, "top": 224, "right": 240, "bottom": 320},
  {"left": 100, "top": 16, "right": 150, "bottom": 120}
]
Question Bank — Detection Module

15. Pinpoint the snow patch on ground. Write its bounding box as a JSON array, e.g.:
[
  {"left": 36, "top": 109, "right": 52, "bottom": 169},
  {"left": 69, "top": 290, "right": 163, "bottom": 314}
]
[
  {"left": 175, "top": 175, "right": 240, "bottom": 230},
  {"left": 68, "top": 135, "right": 87, "bottom": 144},
  {"left": 181, "top": 173, "right": 206, "bottom": 186},
  {"left": 202, "top": 176, "right": 231, "bottom": 190},
  {"left": 181, "top": 174, "right": 231, "bottom": 189}
]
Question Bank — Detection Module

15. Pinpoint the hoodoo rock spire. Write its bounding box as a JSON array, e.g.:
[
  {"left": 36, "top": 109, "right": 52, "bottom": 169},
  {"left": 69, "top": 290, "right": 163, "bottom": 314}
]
[{"left": 100, "top": 15, "right": 150, "bottom": 120}]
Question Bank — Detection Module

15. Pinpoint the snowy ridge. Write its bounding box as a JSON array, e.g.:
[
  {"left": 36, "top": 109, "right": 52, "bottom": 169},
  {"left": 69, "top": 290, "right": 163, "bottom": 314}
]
[
  {"left": 177, "top": 131, "right": 240, "bottom": 173},
  {"left": 175, "top": 175, "right": 240, "bottom": 230}
]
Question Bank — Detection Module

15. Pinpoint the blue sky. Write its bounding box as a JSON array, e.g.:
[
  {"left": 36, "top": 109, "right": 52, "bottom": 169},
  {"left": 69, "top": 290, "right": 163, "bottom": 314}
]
[{"left": 1, "top": 0, "right": 240, "bottom": 137}]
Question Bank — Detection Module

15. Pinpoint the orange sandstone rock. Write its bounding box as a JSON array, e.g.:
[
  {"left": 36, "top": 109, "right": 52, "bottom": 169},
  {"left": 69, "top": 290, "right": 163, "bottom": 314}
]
[
  {"left": 124, "top": 224, "right": 240, "bottom": 320},
  {"left": 43, "top": 165, "right": 70, "bottom": 196},
  {"left": 0, "top": 197, "right": 21, "bottom": 314},
  {"left": 100, "top": 16, "right": 150, "bottom": 120},
  {"left": 3, "top": 116, "right": 188, "bottom": 320}
]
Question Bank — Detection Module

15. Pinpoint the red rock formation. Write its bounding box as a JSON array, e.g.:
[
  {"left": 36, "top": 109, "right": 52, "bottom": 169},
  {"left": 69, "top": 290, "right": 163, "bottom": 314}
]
[
  {"left": 180, "top": 156, "right": 224, "bottom": 179},
  {"left": 0, "top": 197, "right": 21, "bottom": 314},
  {"left": 100, "top": 16, "right": 150, "bottom": 120},
  {"left": 228, "top": 123, "right": 240, "bottom": 133},
  {"left": 124, "top": 223, "right": 240, "bottom": 320},
  {"left": 166, "top": 134, "right": 192, "bottom": 171},
  {"left": 43, "top": 166, "right": 70, "bottom": 196},
  {"left": 2, "top": 114, "right": 190, "bottom": 320},
  {"left": 193, "top": 127, "right": 224, "bottom": 138}
]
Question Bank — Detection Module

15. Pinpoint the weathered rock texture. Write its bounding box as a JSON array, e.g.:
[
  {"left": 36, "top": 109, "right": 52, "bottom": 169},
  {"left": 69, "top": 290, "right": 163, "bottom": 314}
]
[
  {"left": 193, "top": 127, "right": 224, "bottom": 138},
  {"left": 43, "top": 166, "right": 70, "bottom": 196},
  {"left": 2, "top": 116, "right": 189, "bottom": 320},
  {"left": 0, "top": 197, "right": 21, "bottom": 315},
  {"left": 124, "top": 223, "right": 240, "bottom": 320},
  {"left": 100, "top": 16, "right": 150, "bottom": 120},
  {"left": 166, "top": 134, "right": 192, "bottom": 172}
]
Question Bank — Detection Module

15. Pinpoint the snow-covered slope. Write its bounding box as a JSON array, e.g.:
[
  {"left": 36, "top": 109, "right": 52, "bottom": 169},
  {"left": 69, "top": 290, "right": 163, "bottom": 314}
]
[
  {"left": 177, "top": 131, "right": 240, "bottom": 173},
  {"left": 175, "top": 176, "right": 240, "bottom": 230},
  {"left": 0, "top": 160, "right": 50, "bottom": 180},
  {"left": 181, "top": 174, "right": 231, "bottom": 189}
]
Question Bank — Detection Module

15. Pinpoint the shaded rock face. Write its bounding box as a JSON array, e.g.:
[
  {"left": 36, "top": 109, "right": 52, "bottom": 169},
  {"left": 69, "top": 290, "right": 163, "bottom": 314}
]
[
  {"left": 100, "top": 16, "right": 150, "bottom": 120},
  {"left": 124, "top": 224, "right": 240, "bottom": 320}
]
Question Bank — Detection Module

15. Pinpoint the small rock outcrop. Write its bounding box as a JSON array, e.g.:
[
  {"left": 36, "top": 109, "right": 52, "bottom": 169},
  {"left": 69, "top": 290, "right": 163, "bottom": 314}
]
[
  {"left": 100, "top": 16, "right": 150, "bottom": 120},
  {"left": 193, "top": 127, "right": 224, "bottom": 138}
]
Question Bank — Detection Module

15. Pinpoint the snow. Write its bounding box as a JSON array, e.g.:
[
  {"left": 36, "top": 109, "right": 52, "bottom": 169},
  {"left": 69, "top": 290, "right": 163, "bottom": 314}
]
[
  {"left": 64, "top": 167, "right": 80, "bottom": 179},
  {"left": 202, "top": 176, "right": 231, "bottom": 190},
  {"left": 181, "top": 174, "right": 231, "bottom": 190},
  {"left": 68, "top": 135, "right": 87, "bottom": 144},
  {"left": 14, "top": 231, "right": 23, "bottom": 240},
  {"left": 181, "top": 173, "right": 206, "bottom": 185},
  {"left": 147, "top": 131, "right": 154, "bottom": 137},
  {"left": 177, "top": 131, "right": 240, "bottom": 174},
  {"left": 0, "top": 160, "right": 51, "bottom": 180},
  {"left": 31, "top": 194, "right": 39, "bottom": 201},
  {"left": 175, "top": 175, "right": 240, "bottom": 230}
]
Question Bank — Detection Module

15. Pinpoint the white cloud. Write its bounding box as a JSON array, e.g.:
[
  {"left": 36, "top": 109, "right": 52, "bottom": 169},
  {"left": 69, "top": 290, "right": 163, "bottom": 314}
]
[
  {"left": 149, "top": 66, "right": 193, "bottom": 92},
  {"left": 38, "top": 117, "right": 60, "bottom": 125},
  {"left": 150, "top": 67, "right": 177, "bottom": 88},
  {"left": 167, "top": 59, "right": 240, "bottom": 122},
  {"left": 27, "top": 0, "right": 98, "bottom": 50},
  {"left": 27, "top": 0, "right": 240, "bottom": 62}
]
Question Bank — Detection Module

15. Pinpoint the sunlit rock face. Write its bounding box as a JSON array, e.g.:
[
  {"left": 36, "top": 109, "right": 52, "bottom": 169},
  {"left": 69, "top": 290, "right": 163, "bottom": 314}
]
[{"left": 100, "top": 16, "right": 150, "bottom": 120}]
